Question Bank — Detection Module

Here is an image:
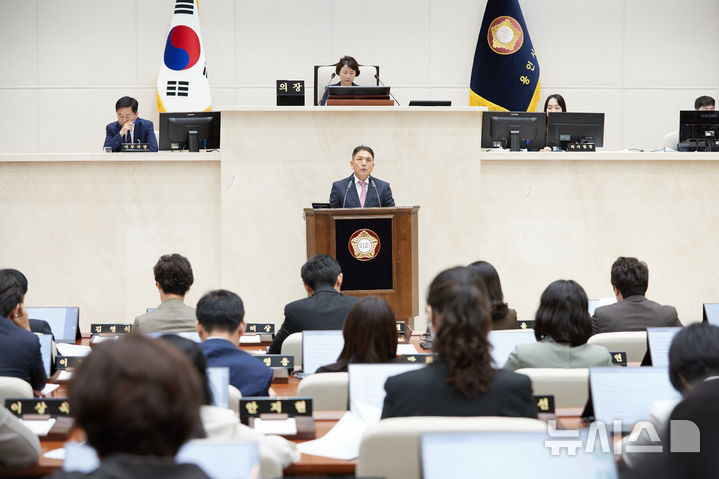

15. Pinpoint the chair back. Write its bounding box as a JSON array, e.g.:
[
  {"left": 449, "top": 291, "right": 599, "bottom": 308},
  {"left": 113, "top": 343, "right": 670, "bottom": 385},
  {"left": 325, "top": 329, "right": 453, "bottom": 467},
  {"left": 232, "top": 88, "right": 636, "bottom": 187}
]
[
  {"left": 228, "top": 385, "right": 242, "bottom": 413},
  {"left": 515, "top": 368, "right": 589, "bottom": 408},
  {"left": 281, "top": 332, "right": 303, "bottom": 369},
  {"left": 0, "top": 376, "right": 33, "bottom": 403},
  {"left": 297, "top": 372, "right": 348, "bottom": 410},
  {"left": 356, "top": 416, "right": 546, "bottom": 479},
  {"left": 588, "top": 331, "right": 647, "bottom": 363}
]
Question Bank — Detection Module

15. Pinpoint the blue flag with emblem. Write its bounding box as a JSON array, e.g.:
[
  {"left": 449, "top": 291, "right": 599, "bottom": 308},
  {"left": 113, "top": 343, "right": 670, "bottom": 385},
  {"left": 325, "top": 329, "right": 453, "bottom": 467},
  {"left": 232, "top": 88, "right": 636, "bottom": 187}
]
[{"left": 469, "top": 0, "right": 540, "bottom": 111}]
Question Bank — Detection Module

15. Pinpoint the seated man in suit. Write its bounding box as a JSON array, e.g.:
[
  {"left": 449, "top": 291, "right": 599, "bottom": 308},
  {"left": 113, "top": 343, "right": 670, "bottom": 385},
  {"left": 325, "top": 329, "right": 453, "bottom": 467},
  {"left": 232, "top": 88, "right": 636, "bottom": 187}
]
[
  {"left": 592, "top": 256, "right": 681, "bottom": 334},
  {"left": 196, "top": 289, "right": 274, "bottom": 397},
  {"left": 0, "top": 271, "right": 46, "bottom": 391},
  {"left": 329, "top": 145, "right": 395, "bottom": 208},
  {"left": 269, "top": 254, "right": 357, "bottom": 354},
  {"left": 132, "top": 253, "right": 197, "bottom": 334},
  {"left": 103, "top": 96, "right": 158, "bottom": 152},
  {"left": 0, "top": 269, "right": 52, "bottom": 336}
]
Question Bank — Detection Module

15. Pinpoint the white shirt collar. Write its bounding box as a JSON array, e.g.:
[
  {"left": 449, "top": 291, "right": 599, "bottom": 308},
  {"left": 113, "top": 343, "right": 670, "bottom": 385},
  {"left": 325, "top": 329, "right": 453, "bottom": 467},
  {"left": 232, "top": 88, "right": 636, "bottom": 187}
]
[{"left": 353, "top": 174, "right": 370, "bottom": 186}]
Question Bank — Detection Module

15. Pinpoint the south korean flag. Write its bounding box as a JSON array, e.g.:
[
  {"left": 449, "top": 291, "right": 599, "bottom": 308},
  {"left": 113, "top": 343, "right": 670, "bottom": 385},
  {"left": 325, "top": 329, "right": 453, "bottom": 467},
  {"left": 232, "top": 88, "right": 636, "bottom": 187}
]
[{"left": 157, "top": 0, "right": 212, "bottom": 112}]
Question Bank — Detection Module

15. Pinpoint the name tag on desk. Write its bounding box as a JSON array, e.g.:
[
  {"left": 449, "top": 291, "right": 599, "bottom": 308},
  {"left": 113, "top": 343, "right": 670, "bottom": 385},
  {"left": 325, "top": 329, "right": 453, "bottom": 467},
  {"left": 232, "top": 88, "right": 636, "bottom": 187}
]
[
  {"left": 397, "top": 353, "right": 436, "bottom": 364},
  {"left": 240, "top": 397, "right": 312, "bottom": 425},
  {"left": 516, "top": 320, "right": 535, "bottom": 330},
  {"left": 255, "top": 354, "right": 294, "bottom": 369},
  {"left": 57, "top": 356, "right": 83, "bottom": 370},
  {"left": 91, "top": 323, "right": 132, "bottom": 335},
  {"left": 121, "top": 143, "right": 151, "bottom": 151},
  {"left": 246, "top": 323, "right": 275, "bottom": 335},
  {"left": 610, "top": 351, "right": 628, "bottom": 367},
  {"left": 535, "top": 395, "right": 556, "bottom": 414},
  {"left": 5, "top": 398, "right": 71, "bottom": 417}
]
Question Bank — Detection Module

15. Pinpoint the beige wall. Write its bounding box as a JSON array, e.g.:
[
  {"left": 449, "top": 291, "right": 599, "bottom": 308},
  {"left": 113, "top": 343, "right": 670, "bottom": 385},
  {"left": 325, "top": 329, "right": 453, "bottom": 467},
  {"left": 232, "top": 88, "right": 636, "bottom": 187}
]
[{"left": 1, "top": 0, "right": 717, "bottom": 153}]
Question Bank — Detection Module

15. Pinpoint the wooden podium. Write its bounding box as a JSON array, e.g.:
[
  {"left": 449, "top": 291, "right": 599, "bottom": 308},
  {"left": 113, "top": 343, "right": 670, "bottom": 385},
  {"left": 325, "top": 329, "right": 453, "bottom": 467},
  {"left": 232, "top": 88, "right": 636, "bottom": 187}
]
[{"left": 304, "top": 206, "right": 419, "bottom": 323}]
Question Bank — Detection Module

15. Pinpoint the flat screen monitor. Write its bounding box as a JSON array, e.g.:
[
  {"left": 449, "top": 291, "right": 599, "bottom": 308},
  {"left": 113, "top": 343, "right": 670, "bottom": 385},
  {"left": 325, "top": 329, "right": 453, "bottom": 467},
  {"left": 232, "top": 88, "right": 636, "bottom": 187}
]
[
  {"left": 546, "top": 112, "right": 605, "bottom": 149},
  {"left": 588, "top": 299, "right": 600, "bottom": 317},
  {"left": 159, "top": 111, "right": 221, "bottom": 152},
  {"left": 646, "top": 327, "right": 682, "bottom": 368},
  {"left": 348, "top": 363, "right": 425, "bottom": 424},
  {"left": 326, "top": 85, "right": 390, "bottom": 97},
  {"left": 408, "top": 100, "right": 451, "bottom": 107},
  {"left": 679, "top": 110, "right": 719, "bottom": 151},
  {"left": 703, "top": 303, "right": 719, "bottom": 324},
  {"left": 488, "top": 329, "right": 536, "bottom": 368},
  {"left": 302, "top": 330, "right": 344, "bottom": 375},
  {"left": 36, "top": 333, "right": 53, "bottom": 378},
  {"left": 26, "top": 307, "right": 79, "bottom": 343},
  {"left": 207, "top": 366, "right": 230, "bottom": 409},
  {"left": 481, "top": 112, "right": 546, "bottom": 151}
]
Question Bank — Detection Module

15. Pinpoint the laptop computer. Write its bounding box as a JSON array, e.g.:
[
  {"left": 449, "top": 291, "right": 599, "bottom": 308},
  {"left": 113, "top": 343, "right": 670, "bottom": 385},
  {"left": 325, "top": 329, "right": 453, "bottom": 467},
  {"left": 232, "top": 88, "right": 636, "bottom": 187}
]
[
  {"left": 26, "top": 307, "right": 80, "bottom": 343},
  {"left": 488, "top": 329, "right": 536, "bottom": 368}
]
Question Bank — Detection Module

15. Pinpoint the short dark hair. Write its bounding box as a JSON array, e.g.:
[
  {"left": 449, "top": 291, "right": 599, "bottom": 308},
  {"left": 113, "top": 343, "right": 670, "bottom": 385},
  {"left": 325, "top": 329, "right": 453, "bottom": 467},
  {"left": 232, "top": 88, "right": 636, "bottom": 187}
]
[
  {"left": 695, "top": 95, "right": 715, "bottom": 110},
  {"left": 669, "top": 323, "right": 719, "bottom": 395},
  {"left": 0, "top": 269, "right": 27, "bottom": 294},
  {"left": 153, "top": 254, "right": 194, "bottom": 296},
  {"left": 334, "top": 55, "right": 360, "bottom": 77},
  {"left": 0, "top": 271, "right": 24, "bottom": 318},
  {"left": 352, "top": 145, "right": 374, "bottom": 160},
  {"left": 467, "top": 261, "right": 509, "bottom": 324},
  {"left": 301, "top": 254, "right": 341, "bottom": 291},
  {"left": 610, "top": 256, "right": 648, "bottom": 298},
  {"left": 159, "top": 334, "right": 213, "bottom": 405},
  {"left": 322, "top": 296, "right": 397, "bottom": 372},
  {"left": 534, "top": 280, "right": 592, "bottom": 346},
  {"left": 196, "top": 289, "right": 245, "bottom": 334},
  {"left": 543, "top": 94, "right": 567, "bottom": 112},
  {"left": 69, "top": 335, "right": 202, "bottom": 458},
  {"left": 115, "top": 96, "right": 138, "bottom": 113}
]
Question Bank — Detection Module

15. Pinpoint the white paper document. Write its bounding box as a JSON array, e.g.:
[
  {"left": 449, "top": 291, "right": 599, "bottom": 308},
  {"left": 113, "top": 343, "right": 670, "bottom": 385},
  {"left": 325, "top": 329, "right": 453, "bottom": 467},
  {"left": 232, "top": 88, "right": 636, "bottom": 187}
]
[
  {"left": 240, "top": 335, "right": 262, "bottom": 344},
  {"left": 297, "top": 411, "right": 366, "bottom": 460},
  {"left": 396, "top": 344, "right": 418, "bottom": 355},
  {"left": 56, "top": 370, "right": 73, "bottom": 381},
  {"left": 41, "top": 384, "right": 60, "bottom": 395},
  {"left": 56, "top": 343, "right": 91, "bottom": 357},
  {"left": 21, "top": 418, "right": 56, "bottom": 436},
  {"left": 43, "top": 447, "right": 66, "bottom": 460},
  {"left": 253, "top": 418, "right": 298, "bottom": 436}
]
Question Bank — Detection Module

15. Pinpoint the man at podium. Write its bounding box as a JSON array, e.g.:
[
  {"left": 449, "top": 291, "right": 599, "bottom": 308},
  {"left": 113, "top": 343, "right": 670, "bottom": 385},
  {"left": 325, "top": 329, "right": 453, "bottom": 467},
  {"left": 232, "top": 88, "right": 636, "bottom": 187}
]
[{"left": 329, "top": 145, "right": 395, "bottom": 208}]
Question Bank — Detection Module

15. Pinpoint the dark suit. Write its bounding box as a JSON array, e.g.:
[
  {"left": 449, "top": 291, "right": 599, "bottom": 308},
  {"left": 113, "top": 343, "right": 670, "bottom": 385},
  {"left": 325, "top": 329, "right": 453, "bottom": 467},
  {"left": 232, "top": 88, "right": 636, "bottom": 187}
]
[
  {"left": 329, "top": 175, "right": 395, "bottom": 208},
  {"left": 268, "top": 286, "right": 357, "bottom": 354},
  {"left": 0, "top": 317, "right": 47, "bottom": 390},
  {"left": 199, "top": 338, "right": 273, "bottom": 397},
  {"left": 591, "top": 295, "right": 681, "bottom": 334},
  {"left": 381, "top": 360, "right": 537, "bottom": 419},
  {"left": 104, "top": 118, "right": 158, "bottom": 152}
]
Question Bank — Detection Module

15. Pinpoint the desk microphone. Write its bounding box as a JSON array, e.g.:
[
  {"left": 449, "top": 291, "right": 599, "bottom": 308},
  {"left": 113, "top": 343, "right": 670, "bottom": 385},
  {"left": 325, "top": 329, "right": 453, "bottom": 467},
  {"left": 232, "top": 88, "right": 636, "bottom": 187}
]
[
  {"left": 341, "top": 178, "right": 353, "bottom": 208},
  {"left": 370, "top": 179, "right": 382, "bottom": 207},
  {"left": 374, "top": 73, "right": 400, "bottom": 106}
]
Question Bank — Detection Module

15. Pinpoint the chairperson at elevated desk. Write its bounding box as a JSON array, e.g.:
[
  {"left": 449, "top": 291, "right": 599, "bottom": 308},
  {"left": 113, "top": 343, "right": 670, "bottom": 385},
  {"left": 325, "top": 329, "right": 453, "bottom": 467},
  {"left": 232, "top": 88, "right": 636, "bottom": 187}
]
[{"left": 329, "top": 145, "right": 395, "bottom": 208}]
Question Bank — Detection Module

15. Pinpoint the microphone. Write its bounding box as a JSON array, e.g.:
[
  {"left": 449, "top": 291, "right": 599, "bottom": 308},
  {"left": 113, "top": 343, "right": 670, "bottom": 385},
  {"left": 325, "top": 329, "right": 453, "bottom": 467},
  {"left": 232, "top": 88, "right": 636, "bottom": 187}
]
[
  {"left": 370, "top": 179, "right": 382, "bottom": 207},
  {"left": 321, "top": 72, "right": 336, "bottom": 106},
  {"left": 375, "top": 73, "right": 400, "bottom": 106},
  {"left": 341, "top": 178, "right": 353, "bottom": 208}
]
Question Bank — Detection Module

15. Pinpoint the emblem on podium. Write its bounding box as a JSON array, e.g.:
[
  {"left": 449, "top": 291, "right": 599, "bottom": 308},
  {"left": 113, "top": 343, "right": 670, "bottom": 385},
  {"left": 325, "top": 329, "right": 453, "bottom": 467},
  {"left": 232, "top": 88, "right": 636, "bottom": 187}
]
[{"left": 348, "top": 229, "right": 381, "bottom": 261}]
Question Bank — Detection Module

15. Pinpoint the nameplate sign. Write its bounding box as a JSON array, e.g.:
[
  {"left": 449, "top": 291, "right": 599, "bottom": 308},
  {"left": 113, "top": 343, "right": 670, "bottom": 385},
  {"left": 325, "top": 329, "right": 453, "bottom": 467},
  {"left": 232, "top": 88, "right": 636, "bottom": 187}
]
[
  {"left": 535, "top": 395, "right": 556, "bottom": 414},
  {"left": 396, "top": 353, "right": 436, "bottom": 364},
  {"left": 240, "top": 397, "right": 312, "bottom": 425},
  {"left": 246, "top": 323, "right": 275, "bottom": 335},
  {"left": 121, "top": 142, "right": 151, "bottom": 152},
  {"left": 610, "top": 351, "right": 628, "bottom": 367},
  {"left": 256, "top": 355, "right": 294, "bottom": 369},
  {"left": 90, "top": 323, "right": 132, "bottom": 335},
  {"left": 5, "top": 398, "right": 71, "bottom": 417},
  {"left": 516, "top": 320, "right": 535, "bottom": 330},
  {"left": 395, "top": 321, "right": 412, "bottom": 342},
  {"left": 56, "top": 356, "right": 83, "bottom": 370}
]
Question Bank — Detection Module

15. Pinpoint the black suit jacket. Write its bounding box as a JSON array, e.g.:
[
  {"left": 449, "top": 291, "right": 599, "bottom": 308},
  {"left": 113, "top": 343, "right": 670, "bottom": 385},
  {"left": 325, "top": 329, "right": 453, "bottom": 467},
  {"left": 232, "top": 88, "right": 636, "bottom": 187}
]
[
  {"left": 0, "top": 317, "right": 47, "bottom": 390},
  {"left": 329, "top": 175, "right": 395, "bottom": 208},
  {"left": 591, "top": 295, "right": 681, "bottom": 334},
  {"left": 268, "top": 286, "right": 357, "bottom": 354},
  {"left": 381, "top": 360, "right": 537, "bottom": 419}
]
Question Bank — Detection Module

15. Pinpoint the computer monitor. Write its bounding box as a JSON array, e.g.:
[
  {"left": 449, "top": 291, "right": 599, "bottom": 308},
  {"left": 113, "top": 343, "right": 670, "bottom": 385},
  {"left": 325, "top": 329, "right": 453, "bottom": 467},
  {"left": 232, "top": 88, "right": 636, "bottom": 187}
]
[
  {"left": 546, "top": 112, "right": 605, "bottom": 149},
  {"left": 481, "top": 112, "right": 546, "bottom": 151},
  {"left": 679, "top": 110, "right": 719, "bottom": 151},
  {"left": 26, "top": 307, "right": 80, "bottom": 343},
  {"left": 487, "top": 329, "right": 536, "bottom": 368},
  {"left": 159, "top": 111, "right": 221, "bottom": 152},
  {"left": 703, "top": 303, "right": 719, "bottom": 324},
  {"left": 326, "top": 85, "right": 391, "bottom": 97},
  {"left": 302, "top": 330, "right": 344, "bottom": 375},
  {"left": 646, "top": 327, "right": 682, "bottom": 368}
]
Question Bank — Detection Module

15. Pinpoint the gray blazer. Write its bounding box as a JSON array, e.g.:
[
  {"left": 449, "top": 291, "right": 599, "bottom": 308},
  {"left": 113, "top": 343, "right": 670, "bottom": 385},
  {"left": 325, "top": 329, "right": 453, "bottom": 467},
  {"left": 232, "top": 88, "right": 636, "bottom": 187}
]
[
  {"left": 504, "top": 338, "right": 612, "bottom": 371},
  {"left": 132, "top": 298, "right": 196, "bottom": 334},
  {"left": 591, "top": 295, "right": 681, "bottom": 334}
]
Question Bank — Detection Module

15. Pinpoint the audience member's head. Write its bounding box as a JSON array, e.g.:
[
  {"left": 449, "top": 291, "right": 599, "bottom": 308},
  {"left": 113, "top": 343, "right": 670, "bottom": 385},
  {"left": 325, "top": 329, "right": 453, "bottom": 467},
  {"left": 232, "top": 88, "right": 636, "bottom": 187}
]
[
  {"left": 159, "top": 334, "right": 213, "bottom": 405},
  {"left": 668, "top": 322, "right": 719, "bottom": 395},
  {"left": 610, "top": 256, "right": 648, "bottom": 299},
  {"left": 534, "top": 280, "right": 592, "bottom": 346},
  {"left": 427, "top": 266, "right": 492, "bottom": 396},
  {"left": 69, "top": 335, "right": 202, "bottom": 458},
  {"left": 0, "top": 269, "right": 28, "bottom": 295},
  {"left": 544, "top": 94, "right": 566, "bottom": 113},
  {"left": 321, "top": 296, "right": 397, "bottom": 372},
  {"left": 196, "top": 289, "right": 245, "bottom": 337},
  {"left": 300, "top": 254, "right": 342, "bottom": 293},
  {"left": 695, "top": 95, "right": 715, "bottom": 111},
  {"left": 0, "top": 270, "right": 24, "bottom": 319},
  {"left": 467, "top": 260, "right": 510, "bottom": 325},
  {"left": 154, "top": 253, "right": 194, "bottom": 297}
]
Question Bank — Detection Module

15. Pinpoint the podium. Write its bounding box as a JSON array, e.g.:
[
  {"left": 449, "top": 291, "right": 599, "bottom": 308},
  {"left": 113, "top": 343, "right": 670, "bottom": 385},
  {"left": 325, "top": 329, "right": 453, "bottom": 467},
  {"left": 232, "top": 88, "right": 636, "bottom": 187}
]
[{"left": 304, "top": 207, "right": 419, "bottom": 324}]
